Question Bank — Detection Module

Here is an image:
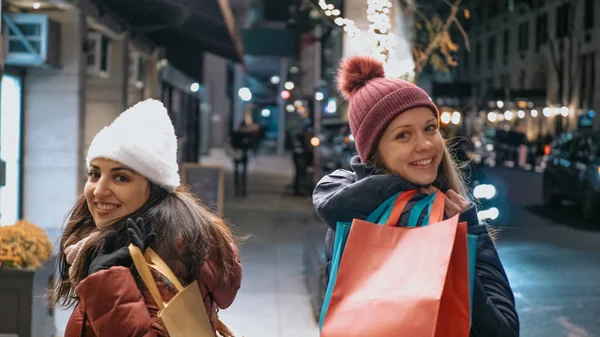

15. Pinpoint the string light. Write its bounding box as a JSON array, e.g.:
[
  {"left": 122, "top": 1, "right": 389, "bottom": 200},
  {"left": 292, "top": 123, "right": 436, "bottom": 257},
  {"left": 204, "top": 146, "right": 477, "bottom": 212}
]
[
  {"left": 367, "top": 0, "right": 394, "bottom": 63},
  {"left": 317, "top": 0, "right": 359, "bottom": 38}
]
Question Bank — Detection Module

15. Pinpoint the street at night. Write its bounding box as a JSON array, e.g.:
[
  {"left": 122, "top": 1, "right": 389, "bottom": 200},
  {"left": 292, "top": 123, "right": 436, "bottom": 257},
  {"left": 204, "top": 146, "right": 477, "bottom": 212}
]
[
  {"left": 481, "top": 167, "right": 600, "bottom": 337},
  {"left": 204, "top": 159, "right": 600, "bottom": 337},
  {"left": 3, "top": 0, "right": 600, "bottom": 336}
]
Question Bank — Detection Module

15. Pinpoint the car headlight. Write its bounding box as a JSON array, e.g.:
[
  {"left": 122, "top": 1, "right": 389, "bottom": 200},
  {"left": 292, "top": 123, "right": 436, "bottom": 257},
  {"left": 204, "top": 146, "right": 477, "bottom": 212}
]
[
  {"left": 473, "top": 184, "right": 496, "bottom": 199},
  {"left": 478, "top": 207, "right": 500, "bottom": 221},
  {"left": 486, "top": 144, "right": 494, "bottom": 151}
]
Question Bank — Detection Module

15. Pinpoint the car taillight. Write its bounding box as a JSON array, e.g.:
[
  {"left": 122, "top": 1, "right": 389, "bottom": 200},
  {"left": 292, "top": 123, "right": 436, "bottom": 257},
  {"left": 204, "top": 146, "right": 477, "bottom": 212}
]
[{"left": 544, "top": 145, "right": 551, "bottom": 155}]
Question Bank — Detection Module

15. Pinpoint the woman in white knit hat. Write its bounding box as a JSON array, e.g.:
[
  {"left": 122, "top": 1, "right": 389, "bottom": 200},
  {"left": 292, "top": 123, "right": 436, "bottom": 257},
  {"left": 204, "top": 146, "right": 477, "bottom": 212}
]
[{"left": 47, "top": 99, "right": 242, "bottom": 336}]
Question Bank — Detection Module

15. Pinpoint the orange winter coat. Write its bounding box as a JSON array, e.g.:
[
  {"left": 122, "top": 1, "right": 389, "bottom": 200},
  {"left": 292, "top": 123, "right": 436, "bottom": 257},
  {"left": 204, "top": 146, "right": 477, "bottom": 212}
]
[{"left": 64, "top": 251, "right": 242, "bottom": 337}]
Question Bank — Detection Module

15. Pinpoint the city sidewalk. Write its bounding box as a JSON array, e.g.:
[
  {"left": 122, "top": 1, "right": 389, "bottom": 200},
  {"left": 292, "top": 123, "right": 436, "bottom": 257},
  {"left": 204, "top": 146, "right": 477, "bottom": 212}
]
[{"left": 205, "top": 148, "right": 321, "bottom": 337}]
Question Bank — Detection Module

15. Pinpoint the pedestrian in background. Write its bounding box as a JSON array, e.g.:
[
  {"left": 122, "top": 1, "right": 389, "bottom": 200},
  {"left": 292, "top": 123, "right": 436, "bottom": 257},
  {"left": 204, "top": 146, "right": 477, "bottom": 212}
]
[
  {"left": 313, "top": 56, "right": 519, "bottom": 336},
  {"left": 47, "top": 99, "right": 242, "bottom": 336},
  {"left": 292, "top": 127, "right": 314, "bottom": 196},
  {"left": 230, "top": 121, "right": 252, "bottom": 197}
]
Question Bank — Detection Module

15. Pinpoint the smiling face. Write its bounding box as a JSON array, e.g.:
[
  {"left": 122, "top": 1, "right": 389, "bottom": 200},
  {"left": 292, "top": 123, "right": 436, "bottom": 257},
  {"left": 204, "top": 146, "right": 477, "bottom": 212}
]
[
  {"left": 84, "top": 158, "right": 150, "bottom": 229},
  {"left": 376, "top": 107, "right": 444, "bottom": 186}
]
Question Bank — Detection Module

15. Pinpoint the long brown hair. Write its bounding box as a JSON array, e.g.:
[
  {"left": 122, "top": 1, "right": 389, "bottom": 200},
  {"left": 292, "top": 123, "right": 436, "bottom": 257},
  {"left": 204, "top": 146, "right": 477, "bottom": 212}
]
[{"left": 47, "top": 182, "right": 240, "bottom": 308}]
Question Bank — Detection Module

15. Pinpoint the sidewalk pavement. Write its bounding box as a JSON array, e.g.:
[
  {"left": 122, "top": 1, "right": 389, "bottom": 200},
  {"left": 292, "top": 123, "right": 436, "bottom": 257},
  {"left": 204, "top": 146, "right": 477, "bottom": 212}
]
[{"left": 205, "top": 149, "right": 321, "bottom": 337}]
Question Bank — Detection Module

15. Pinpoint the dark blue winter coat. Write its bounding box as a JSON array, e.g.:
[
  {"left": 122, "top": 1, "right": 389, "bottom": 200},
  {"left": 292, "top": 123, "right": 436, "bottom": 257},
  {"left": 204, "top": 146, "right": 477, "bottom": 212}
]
[{"left": 312, "top": 156, "right": 519, "bottom": 337}]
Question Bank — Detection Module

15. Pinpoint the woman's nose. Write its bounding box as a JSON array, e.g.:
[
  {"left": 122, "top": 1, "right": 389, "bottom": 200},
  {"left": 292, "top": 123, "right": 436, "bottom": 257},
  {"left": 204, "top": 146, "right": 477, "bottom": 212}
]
[
  {"left": 93, "top": 177, "right": 112, "bottom": 197},
  {"left": 415, "top": 135, "right": 434, "bottom": 152}
]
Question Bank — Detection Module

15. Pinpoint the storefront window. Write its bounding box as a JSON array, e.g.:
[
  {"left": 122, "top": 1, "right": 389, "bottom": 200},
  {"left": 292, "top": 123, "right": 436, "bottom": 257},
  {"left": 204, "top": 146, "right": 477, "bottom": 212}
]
[{"left": 0, "top": 75, "right": 23, "bottom": 226}]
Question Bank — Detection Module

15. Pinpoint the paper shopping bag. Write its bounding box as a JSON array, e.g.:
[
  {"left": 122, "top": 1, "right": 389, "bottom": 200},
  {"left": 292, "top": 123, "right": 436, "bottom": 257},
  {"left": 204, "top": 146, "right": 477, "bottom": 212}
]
[
  {"left": 129, "top": 245, "right": 245, "bottom": 337},
  {"left": 407, "top": 192, "right": 479, "bottom": 324},
  {"left": 319, "top": 192, "right": 405, "bottom": 329},
  {"left": 320, "top": 191, "right": 470, "bottom": 337}
]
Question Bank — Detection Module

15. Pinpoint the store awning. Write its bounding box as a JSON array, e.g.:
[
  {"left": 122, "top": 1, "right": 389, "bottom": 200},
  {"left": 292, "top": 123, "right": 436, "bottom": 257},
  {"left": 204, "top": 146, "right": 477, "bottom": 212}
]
[{"left": 93, "top": 0, "right": 245, "bottom": 81}]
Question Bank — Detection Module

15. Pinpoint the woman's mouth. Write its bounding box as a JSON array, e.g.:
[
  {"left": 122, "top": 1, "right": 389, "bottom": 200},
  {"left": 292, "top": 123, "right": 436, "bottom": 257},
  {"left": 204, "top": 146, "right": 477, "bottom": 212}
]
[
  {"left": 95, "top": 203, "right": 120, "bottom": 213},
  {"left": 410, "top": 157, "right": 434, "bottom": 167}
]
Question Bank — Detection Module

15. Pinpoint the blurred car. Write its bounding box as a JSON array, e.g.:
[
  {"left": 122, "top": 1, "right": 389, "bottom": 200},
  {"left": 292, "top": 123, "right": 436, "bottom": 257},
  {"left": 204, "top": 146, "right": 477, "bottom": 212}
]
[
  {"left": 319, "top": 119, "right": 357, "bottom": 171},
  {"left": 472, "top": 133, "right": 496, "bottom": 167},
  {"left": 542, "top": 130, "right": 600, "bottom": 221},
  {"left": 470, "top": 167, "right": 509, "bottom": 225},
  {"left": 450, "top": 139, "right": 507, "bottom": 225}
]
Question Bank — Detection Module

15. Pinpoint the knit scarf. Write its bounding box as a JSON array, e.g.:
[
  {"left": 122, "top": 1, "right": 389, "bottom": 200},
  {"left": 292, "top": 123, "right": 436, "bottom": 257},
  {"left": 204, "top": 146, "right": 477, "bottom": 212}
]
[{"left": 64, "top": 231, "right": 101, "bottom": 283}]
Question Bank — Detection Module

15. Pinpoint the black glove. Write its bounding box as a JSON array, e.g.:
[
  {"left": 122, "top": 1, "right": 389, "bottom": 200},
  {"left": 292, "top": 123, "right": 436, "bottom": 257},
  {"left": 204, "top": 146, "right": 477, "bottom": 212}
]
[
  {"left": 126, "top": 217, "right": 156, "bottom": 251},
  {"left": 88, "top": 218, "right": 156, "bottom": 276}
]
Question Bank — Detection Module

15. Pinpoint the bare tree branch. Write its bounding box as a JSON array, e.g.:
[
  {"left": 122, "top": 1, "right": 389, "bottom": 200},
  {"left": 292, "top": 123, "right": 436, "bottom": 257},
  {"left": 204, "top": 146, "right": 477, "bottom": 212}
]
[
  {"left": 414, "top": 0, "right": 462, "bottom": 76},
  {"left": 413, "top": 8, "right": 433, "bottom": 28},
  {"left": 299, "top": 0, "right": 339, "bottom": 30},
  {"left": 452, "top": 16, "right": 470, "bottom": 52}
]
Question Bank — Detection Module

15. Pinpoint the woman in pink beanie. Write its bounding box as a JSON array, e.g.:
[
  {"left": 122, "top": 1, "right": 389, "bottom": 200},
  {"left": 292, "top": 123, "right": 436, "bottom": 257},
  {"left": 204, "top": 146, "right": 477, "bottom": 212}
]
[{"left": 313, "top": 56, "right": 518, "bottom": 336}]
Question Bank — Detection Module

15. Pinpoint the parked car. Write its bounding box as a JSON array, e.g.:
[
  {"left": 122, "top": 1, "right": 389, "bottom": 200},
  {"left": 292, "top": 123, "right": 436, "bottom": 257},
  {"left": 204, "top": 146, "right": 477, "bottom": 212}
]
[
  {"left": 319, "top": 119, "right": 357, "bottom": 172},
  {"left": 492, "top": 129, "right": 535, "bottom": 168},
  {"left": 542, "top": 130, "right": 600, "bottom": 220}
]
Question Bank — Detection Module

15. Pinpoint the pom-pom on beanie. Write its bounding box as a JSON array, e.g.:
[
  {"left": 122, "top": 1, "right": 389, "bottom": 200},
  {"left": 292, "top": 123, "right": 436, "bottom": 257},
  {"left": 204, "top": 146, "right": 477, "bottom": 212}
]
[
  {"left": 86, "top": 99, "right": 180, "bottom": 192},
  {"left": 337, "top": 55, "right": 439, "bottom": 162}
]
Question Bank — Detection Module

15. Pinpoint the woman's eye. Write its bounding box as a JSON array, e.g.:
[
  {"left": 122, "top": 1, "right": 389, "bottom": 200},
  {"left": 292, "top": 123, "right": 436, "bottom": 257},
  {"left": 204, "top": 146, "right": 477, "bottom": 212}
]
[
  {"left": 116, "top": 175, "right": 130, "bottom": 183},
  {"left": 425, "top": 125, "right": 436, "bottom": 132},
  {"left": 86, "top": 172, "right": 100, "bottom": 180},
  {"left": 396, "top": 132, "right": 409, "bottom": 140}
]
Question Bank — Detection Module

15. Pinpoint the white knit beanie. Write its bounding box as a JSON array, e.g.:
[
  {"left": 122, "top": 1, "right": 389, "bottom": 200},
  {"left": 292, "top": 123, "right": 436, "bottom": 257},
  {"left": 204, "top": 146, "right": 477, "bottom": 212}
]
[{"left": 86, "top": 99, "right": 180, "bottom": 192}]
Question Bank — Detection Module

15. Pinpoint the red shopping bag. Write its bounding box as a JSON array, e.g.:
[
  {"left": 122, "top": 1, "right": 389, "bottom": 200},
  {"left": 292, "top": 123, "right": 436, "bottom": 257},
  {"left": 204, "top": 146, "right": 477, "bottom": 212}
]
[{"left": 321, "top": 191, "right": 470, "bottom": 337}]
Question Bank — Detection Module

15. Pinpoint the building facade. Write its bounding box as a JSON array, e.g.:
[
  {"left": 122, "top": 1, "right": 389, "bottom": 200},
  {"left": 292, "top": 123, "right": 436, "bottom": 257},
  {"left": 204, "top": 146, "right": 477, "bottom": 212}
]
[
  {"left": 0, "top": 0, "right": 245, "bottom": 335},
  {"left": 458, "top": 0, "right": 600, "bottom": 140}
]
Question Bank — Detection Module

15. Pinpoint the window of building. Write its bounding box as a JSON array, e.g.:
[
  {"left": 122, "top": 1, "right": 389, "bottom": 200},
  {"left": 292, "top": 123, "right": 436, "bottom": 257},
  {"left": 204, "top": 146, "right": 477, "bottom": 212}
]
[
  {"left": 475, "top": 4, "right": 484, "bottom": 25},
  {"left": 503, "top": 30, "right": 509, "bottom": 65},
  {"left": 475, "top": 42, "right": 481, "bottom": 69},
  {"left": 519, "top": 69, "right": 527, "bottom": 89},
  {"left": 518, "top": 22, "right": 529, "bottom": 51},
  {"left": 535, "top": 13, "right": 548, "bottom": 51},
  {"left": 489, "top": 0, "right": 499, "bottom": 18},
  {"left": 556, "top": 3, "right": 570, "bottom": 38},
  {"left": 580, "top": 53, "right": 596, "bottom": 109},
  {"left": 585, "top": 0, "right": 594, "bottom": 29},
  {"left": 501, "top": 73, "right": 511, "bottom": 88},
  {"left": 487, "top": 36, "right": 496, "bottom": 67},
  {"left": 487, "top": 77, "right": 495, "bottom": 91},
  {"left": 463, "top": 47, "right": 470, "bottom": 78},
  {"left": 580, "top": 54, "right": 588, "bottom": 109},
  {"left": 0, "top": 75, "right": 23, "bottom": 226},
  {"left": 589, "top": 55, "right": 595, "bottom": 109}
]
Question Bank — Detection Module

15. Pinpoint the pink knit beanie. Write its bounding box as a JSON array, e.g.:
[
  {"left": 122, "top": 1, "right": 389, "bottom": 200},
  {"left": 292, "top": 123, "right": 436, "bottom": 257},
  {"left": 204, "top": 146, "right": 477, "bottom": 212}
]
[{"left": 337, "top": 56, "right": 439, "bottom": 163}]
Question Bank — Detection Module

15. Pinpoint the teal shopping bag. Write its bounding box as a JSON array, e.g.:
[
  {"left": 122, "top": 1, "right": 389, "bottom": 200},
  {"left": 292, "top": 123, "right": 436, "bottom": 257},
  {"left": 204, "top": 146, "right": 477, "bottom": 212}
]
[
  {"left": 406, "top": 191, "right": 478, "bottom": 324},
  {"left": 318, "top": 192, "right": 402, "bottom": 329}
]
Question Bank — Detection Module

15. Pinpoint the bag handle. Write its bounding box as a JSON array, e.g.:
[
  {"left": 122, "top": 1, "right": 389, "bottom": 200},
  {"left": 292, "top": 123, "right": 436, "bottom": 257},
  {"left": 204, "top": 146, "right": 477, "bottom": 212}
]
[
  {"left": 407, "top": 193, "right": 436, "bottom": 227},
  {"left": 145, "top": 248, "right": 185, "bottom": 292},
  {"left": 407, "top": 191, "right": 447, "bottom": 227},
  {"left": 366, "top": 192, "right": 401, "bottom": 223},
  {"left": 129, "top": 244, "right": 166, "bottom": 310},
  {"left": 382, "top": 190, "right": 416, "bottom": 227},
  {"left": 428, "top": 190, "right": 446, "bottom": 224}
]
